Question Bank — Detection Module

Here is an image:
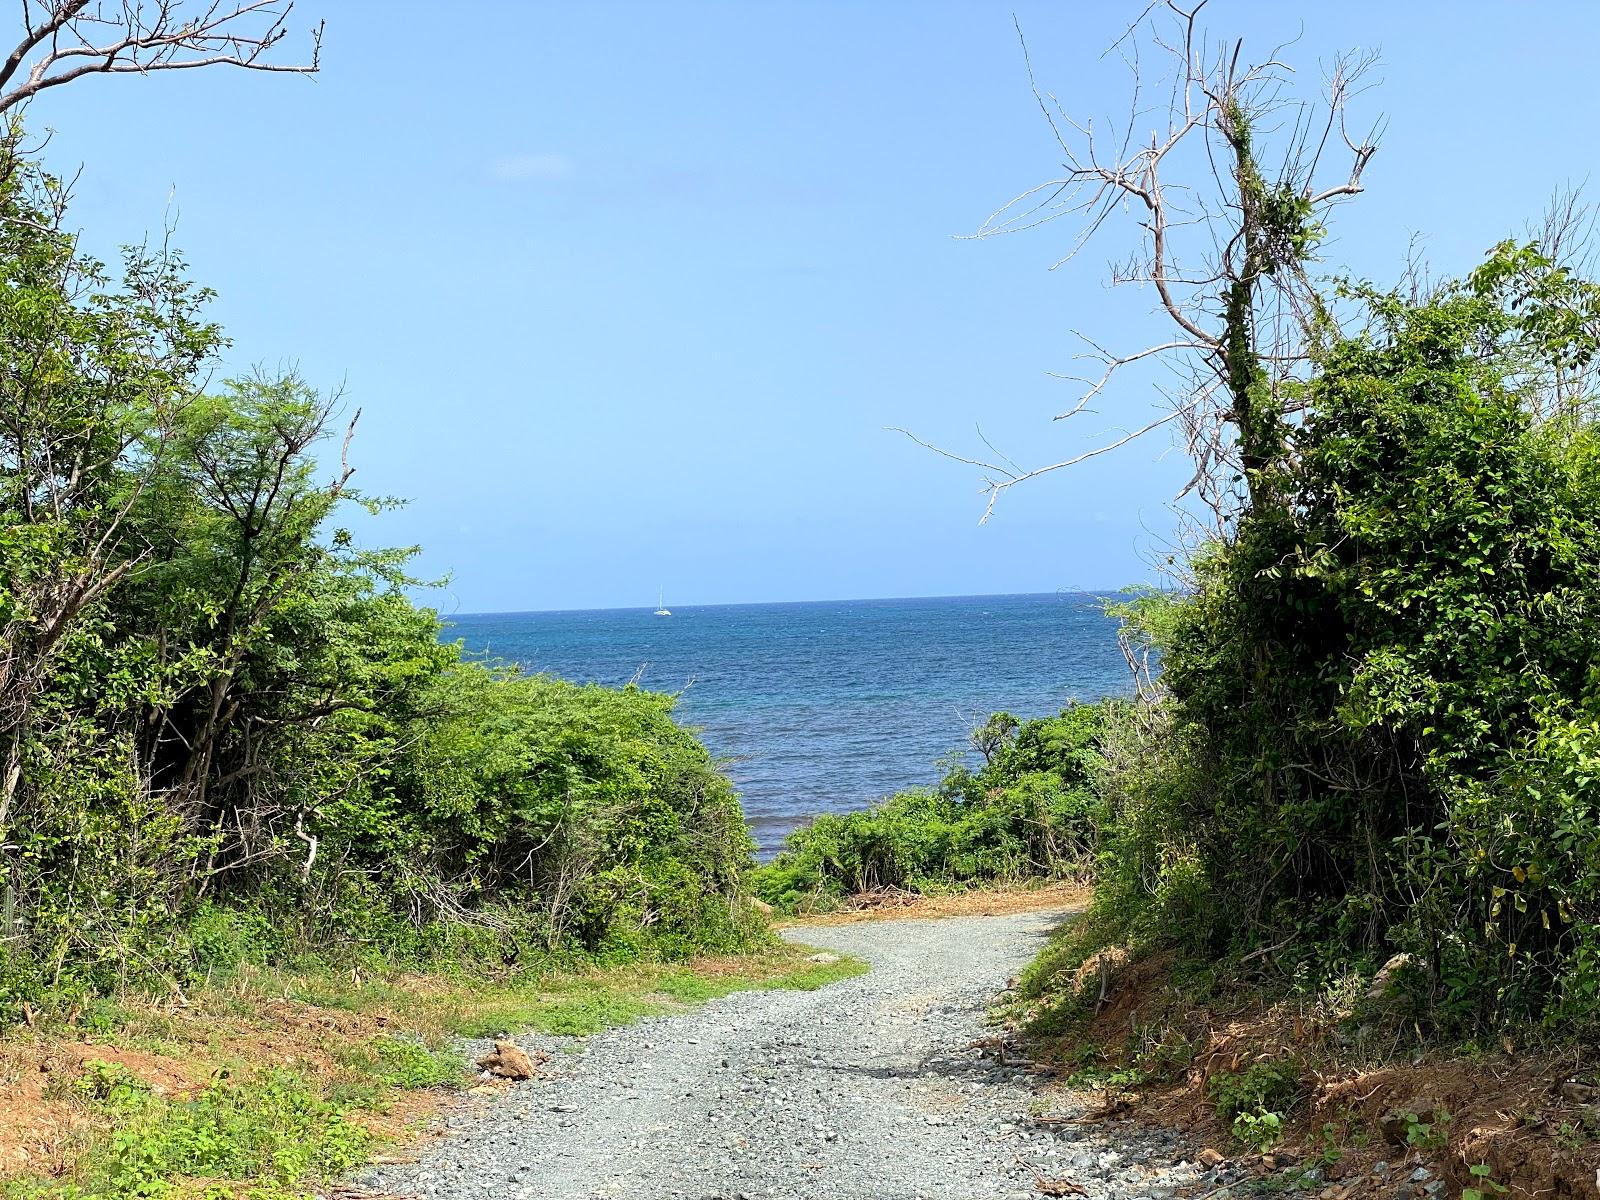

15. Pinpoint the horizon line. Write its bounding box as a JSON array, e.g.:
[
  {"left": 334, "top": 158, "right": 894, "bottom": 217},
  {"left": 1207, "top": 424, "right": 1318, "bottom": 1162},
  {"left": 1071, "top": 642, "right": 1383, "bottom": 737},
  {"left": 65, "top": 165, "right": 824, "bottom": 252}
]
[{"left": 441, "top": 587, "right": 1149, "bottom": 621}]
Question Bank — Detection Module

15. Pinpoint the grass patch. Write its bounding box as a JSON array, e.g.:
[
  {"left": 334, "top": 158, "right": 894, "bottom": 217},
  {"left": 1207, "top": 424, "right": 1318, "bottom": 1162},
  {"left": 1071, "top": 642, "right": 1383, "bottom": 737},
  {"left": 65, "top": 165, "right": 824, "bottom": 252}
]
[
  {"left": 363, "top": 1037, "right": 463, "bottom": 1090},
  {"left": 438, "top": 946, "right": 868, "bottom": 1036},
  {"left": 63, "top": 1069, "right": 368, "bottom": 1200},
  {"left": 0, "top": 943, "right": 866, "bottom": 1200},
  {"left": 448, "top": 988, "right": 662, "bottom": 1039}
]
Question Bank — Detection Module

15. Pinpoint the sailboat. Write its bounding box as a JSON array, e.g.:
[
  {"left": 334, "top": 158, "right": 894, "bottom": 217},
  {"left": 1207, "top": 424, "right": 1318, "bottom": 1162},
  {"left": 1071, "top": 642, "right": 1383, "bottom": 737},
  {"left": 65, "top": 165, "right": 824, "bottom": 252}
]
[{"left": 654, "top": 588, "right": 672, "bottom": 617}]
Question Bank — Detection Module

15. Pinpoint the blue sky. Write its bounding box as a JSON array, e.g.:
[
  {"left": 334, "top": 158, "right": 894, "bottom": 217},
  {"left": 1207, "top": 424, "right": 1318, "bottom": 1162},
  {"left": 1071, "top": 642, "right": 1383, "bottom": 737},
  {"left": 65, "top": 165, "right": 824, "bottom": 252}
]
[{"left": 29, "top": 1, "right": 1600, "bottom": 612}]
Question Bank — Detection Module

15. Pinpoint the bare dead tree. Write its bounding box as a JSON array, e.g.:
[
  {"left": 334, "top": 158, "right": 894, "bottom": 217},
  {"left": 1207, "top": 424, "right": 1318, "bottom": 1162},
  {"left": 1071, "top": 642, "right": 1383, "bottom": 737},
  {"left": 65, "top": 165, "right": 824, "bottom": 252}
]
[
  {"left": 0, "top": 0, "right": 321, "bottom": 114},
  {"left": 1523, "top": 186, "right": 1600, "bottom": 422},
  {"left": 904, "top": 1, "right": 1382, "bottom": 524}
]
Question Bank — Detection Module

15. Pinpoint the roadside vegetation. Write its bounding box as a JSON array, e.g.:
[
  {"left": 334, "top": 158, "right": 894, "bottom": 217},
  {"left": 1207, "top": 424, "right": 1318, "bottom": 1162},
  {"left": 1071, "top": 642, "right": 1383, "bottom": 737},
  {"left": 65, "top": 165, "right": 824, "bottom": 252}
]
[
  {"left": 948, "top": 4, "right": 1600, "bottom": 1195},
  {"left": 1049, "top": 258, "right": 1600, "bottom": 1037},
  {"left": 0, "top": 943, "right": 864, "bottom": 1199},
  {"left": 1004, "top": 254, "right": 1600, "bottom": 1195},
  {"left": 0, "top": 127, "right": 766, "bottom": 1018},
  {"left": 753, "top": 703, "right": 1107, "bottom": 913},
  {"left": 0, "top": 8, "right": 792, "bottom": 1196}
]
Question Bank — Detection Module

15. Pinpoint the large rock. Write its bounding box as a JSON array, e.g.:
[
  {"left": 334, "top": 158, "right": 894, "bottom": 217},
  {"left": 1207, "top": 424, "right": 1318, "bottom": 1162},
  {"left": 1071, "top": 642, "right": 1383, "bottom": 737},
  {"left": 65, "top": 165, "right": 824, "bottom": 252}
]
[
  {"left": 1558, "top": 1079, "right": 1598, "bottom": 1104},
  {"left": 1366, "top": 953, "right": 1416, "bottom": 1001},
  {"left": 476, "top": 1039, "right": 545, "bottom": 1081}
]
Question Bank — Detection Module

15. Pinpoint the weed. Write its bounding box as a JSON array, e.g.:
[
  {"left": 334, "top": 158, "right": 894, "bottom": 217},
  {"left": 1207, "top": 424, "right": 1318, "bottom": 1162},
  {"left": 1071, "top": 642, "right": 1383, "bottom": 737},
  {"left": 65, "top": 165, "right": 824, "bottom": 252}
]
[
  {"left": 1064, "top": 1064, "right": 1146, "bottom": 1091},
  {"left": 368, "top": 1037, "right": 461, "bottom": 1090},
  {"left": 77, "top": 1000, "right": 131, "bottom": 1039},
  {"left": 1401, "top": 1107, "right": 1452, "bottom": 1152},
  {"left": 1208, "top": 1059, "right": 1303, "bottom": 1124},
  {"left": 1207, "top": 1059, "right": 1301, "bottom": 1154},
  {"left": 45, "top": 1068, "right": 375, "bottom": 1200},
  {"left": 1463, "top": 1162, "right": 1509, "bottom": 1199},
  {"left": 72, "top": 1061, "right": 150, "bottom": 1107},
  {"left": 1253, "top": 1161, "right": 1328, "bottom": 1192},
  {"left": 1554, "top": 1120, "right": 1592, "bottom": 1151},
  {"left": 1313, "top": 1120, "right": 1347, "bottom": 1167},
  {"left": 1231, "top": 1107, "right": 1285, "bottom": 1153},
  {"left": 1129, "top": 1020, "right": 1196, "bottom": 1081}
]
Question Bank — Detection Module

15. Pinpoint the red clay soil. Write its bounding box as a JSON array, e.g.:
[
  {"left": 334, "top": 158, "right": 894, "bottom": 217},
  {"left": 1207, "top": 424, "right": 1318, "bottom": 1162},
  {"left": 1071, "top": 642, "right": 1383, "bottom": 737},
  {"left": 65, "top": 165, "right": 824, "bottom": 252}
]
[
  {"left": 1028, "top": 954, "right": 1600, "bottom": 1199},
  {"left": 0, "top": 1040, "right": 211, "bottom": 1177},
  {"left": 1318, "top": 1059, "right": 1600, "bottom": 1199},
  {"left": 0, "top": 993, "right": 436, "bottom": 1186}
]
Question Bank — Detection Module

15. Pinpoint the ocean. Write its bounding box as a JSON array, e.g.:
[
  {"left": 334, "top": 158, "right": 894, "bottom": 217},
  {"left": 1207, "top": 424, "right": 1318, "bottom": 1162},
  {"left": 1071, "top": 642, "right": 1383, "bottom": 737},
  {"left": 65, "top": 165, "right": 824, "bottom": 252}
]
[{"left": 443, "top": 592, "right": 1131, "bottom": 856}]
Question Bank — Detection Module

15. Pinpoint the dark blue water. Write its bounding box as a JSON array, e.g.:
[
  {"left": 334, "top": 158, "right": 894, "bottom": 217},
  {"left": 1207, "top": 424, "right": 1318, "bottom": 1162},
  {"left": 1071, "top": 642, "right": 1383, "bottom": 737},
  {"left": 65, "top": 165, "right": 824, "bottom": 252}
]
[{"left": 444, "top": 593, "right": 1130, "bottom": 854}]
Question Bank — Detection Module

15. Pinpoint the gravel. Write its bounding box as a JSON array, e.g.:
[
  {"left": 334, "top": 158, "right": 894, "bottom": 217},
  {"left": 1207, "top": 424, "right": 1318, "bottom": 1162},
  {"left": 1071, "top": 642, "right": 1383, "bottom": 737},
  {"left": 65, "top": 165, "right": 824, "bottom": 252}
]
[{"left": 351, "top": 910, "right": 1214, "bottom": 1200}]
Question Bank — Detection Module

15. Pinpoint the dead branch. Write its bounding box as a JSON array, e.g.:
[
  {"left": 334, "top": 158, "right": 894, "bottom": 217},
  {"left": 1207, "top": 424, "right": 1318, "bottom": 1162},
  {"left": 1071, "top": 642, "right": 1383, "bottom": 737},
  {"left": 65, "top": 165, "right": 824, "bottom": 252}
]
[
  {"left": 915, "top": 1, "right": 1381, "bottom": 524},
  {"left": 894, "top": 397, "right": 1198, "bottom": 523},
  {"left": 0, "top": 0, "right": 321, "bottom": 114}
]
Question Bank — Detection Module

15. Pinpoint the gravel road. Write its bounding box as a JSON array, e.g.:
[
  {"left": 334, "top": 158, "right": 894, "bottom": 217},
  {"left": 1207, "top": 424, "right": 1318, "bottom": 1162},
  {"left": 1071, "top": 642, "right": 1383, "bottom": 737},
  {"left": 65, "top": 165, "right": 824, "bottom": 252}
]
[{"left": 353, "top": 910, "right": 1212, "bottom": 1200}]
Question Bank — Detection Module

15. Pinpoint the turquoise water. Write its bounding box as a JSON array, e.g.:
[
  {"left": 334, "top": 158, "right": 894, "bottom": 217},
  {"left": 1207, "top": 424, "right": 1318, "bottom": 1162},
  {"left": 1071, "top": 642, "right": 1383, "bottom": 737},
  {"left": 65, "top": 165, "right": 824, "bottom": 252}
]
[{"left": 444, "top": 592, "right": 1130, "bottom": 854}]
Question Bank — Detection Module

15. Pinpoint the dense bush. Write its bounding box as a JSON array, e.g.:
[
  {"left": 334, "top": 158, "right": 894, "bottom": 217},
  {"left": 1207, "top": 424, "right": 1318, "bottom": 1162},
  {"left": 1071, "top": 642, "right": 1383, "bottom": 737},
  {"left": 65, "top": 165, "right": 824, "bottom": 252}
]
[
  {"left": 753, "top": 704, "right": 1108, "bottom": 912},
  {"left": 0, "top": 142, "right": 759, "bottom": 1017},
  {"left": 384, "top": 668, "right": 758, "bottom": 961},
  {"left": 1060, "top": 245, "right": 1600, "bottom": 1036}
]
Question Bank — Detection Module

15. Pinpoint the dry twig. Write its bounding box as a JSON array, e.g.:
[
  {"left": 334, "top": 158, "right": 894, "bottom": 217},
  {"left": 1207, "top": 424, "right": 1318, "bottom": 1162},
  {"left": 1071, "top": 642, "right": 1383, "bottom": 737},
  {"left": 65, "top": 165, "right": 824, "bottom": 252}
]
[{"left": 0, "top": 0, "right": 321, "bottom": 114}]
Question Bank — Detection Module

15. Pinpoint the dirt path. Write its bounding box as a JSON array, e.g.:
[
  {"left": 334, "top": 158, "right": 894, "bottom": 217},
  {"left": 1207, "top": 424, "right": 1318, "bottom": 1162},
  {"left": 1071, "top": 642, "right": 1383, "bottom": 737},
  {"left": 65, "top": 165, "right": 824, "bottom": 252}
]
[{"left": 353, "top": 910, "right": 1205, "bottom": 1200}]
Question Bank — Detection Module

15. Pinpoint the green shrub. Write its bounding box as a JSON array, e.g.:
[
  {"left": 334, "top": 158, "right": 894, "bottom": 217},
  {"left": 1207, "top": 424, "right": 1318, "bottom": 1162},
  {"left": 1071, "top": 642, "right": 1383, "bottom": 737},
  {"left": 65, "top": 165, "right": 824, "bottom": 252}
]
[
  {"left": 366, "top": 1037, "right": 461, "bottom": 1089},
  {"left": 1059, "top": 243, "right": 1600, "bottom": 1039},
  {"left": 1231, "top": 1107, "right": 1286, "bottom": 1152},
  {"left": 1208, "top": 1060, "right": 1304, "bottom": 1124},
  {"left": 0, "top": 139, "right": 766, "bottom": 1014},
  {"left": 753, "top": 703, "right": 1110, "bottom": 911},
  {"left": 187, "top": 903, "right": 279, "bottom": 975},
  {"left": 43, "top": 1068, "right": 373, "bottom": 1200}
]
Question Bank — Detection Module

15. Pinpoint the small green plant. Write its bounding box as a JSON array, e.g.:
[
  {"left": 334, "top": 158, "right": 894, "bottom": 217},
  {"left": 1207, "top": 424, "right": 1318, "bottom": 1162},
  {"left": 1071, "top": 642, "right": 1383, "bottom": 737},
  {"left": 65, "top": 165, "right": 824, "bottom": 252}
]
[
  {"left": 1254, "top": 1161, "right": 1331, "bottom": 1193},
  {"left": 368, "top": 1036, "right": 461, "bottom": 1089},
  {"left": 1313, "top": 1120, "right": 1347, "bottom": 1167},
  {"left": 1208, "top": 1059, "right": 1303, "bottom": 1123},
  {"left": 1462, "top": 1162, "right": 1509, "bottom": 1199},
  {"left": 1064, "top": 1064, "right": 1146, "bottom": 1091},
  {"left": 1232, "top": 1107, "right": 1285, "bottom": 1153},
  {"left": 73, "top": 1060, "right": 151, "bottom": 1107},
  {"left": 77, "top": 998, "right": 132, "bottom": 1039},
  {"left": 1553, "top": 1119, "right": 1593, "bottom": 1150},
  {"left": 1208, "top": 1060, "right": 1301, "bottom": 1154},
  {"left": 1402, "top": 1107, "right": 1452, "bottom": 1152},
  {"left": 1065, "top": 1041, "right": 1103, "bottom": 1069},
  {"left": 106, "top": 1069, "right": 370, "bottom": 1199},
  {"left": 1131, "top": 1022, "right": 1197, "bottom": 1080}
]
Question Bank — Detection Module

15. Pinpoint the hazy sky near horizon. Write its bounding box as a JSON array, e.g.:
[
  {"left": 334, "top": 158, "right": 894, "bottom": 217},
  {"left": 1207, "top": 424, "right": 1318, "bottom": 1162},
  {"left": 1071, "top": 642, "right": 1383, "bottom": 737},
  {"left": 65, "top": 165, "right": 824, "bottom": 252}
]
[{"left": 28, "top": 1, "right": 1600, "bottom": 612}]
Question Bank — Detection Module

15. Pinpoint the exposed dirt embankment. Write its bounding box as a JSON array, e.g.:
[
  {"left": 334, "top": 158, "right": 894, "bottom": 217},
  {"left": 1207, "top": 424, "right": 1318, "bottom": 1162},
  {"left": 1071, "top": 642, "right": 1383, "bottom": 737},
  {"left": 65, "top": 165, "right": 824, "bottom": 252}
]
[{"left": 1031, "top": 949, "right": 1600, "bottom": 1200}]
